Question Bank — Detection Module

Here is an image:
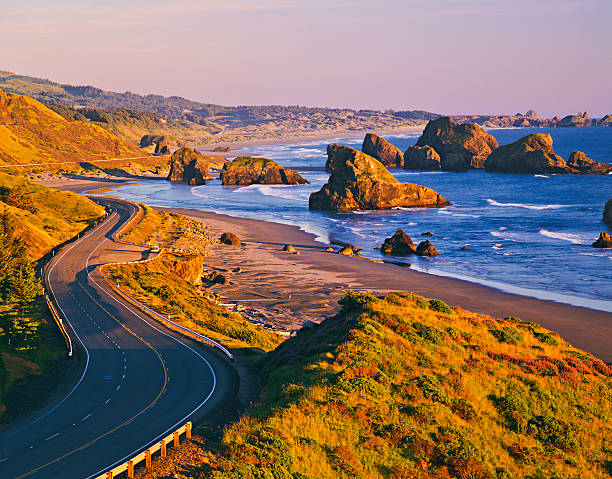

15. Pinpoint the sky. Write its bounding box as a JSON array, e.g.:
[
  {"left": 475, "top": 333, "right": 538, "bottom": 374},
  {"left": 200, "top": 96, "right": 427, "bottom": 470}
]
[{"left": 1, "top": 0, "right": 611, "bottom": 117}]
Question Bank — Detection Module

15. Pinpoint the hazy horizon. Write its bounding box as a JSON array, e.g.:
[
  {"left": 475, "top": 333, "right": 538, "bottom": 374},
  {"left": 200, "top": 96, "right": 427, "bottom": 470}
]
[{"left": 1, "top": 0, "right": 611, "bottom": 117}]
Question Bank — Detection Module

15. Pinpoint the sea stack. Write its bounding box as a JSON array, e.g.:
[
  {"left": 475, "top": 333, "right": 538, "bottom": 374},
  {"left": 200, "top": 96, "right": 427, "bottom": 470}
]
[
  {"left": 566, "top": 151, "right": 612, "bottom": 174},
  {"left": 309, "top": 145, "right": 451, "bottom": 211},
  {"left": 220, "top": 157, "right": 309, "bottom": 185},
  {"left": 484, "top": 134, "right": 570, "bottom": 174},
  {"left": 362, "top": 133, "right": 404, "bottom": 168},
  {"left": 167, "top": 147, "right": 213, "bottom": 185},
  {"left": 414, "top": 116, "right": 498, "bottom": 170}
]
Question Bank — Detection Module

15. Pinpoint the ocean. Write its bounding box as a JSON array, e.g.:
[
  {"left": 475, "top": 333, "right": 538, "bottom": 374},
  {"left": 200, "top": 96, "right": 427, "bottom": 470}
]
[{"left": 108, "top": 127, "right": 612, "bottom": 312}]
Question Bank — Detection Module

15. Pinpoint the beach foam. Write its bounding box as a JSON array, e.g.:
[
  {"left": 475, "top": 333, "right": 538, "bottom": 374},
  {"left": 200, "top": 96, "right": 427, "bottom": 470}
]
[
  {"left": 486, "top": 199, "right": 569, "bottom": 210},
  {"left": 539, "top": 229, "right": 588, "bottom": 245}
]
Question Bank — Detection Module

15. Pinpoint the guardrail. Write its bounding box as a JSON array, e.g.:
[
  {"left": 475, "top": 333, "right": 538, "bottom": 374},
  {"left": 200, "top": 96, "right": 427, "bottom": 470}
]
[
  {"left": 94, "top": 422, "right": 192, "bottom": 479},
  {"left": 45, "top": 294, "right": 73, "bottom": 357}
]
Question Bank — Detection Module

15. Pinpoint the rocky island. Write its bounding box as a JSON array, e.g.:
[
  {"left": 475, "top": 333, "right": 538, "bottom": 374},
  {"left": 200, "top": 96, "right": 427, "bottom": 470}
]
[
  {"left": 309, "top": 145, "right": 451, "bottom": 211},
  {"left": 361, "top": 133, "right": 404, "bottom": 168},
  {"left": 485, "top": 134, "right": 612, "bottom": 174},
  {"left": 412, "top": 116, "right": 498, "bottom": 171},
  {"left": 220, "top": 157, "right": 309, "bottom": 185},
  {"left": 604, "top": 199, "right": 612, "bottom": 226},
  {"left": 167, "top": 147, "right": 220, "bottom": 185}
]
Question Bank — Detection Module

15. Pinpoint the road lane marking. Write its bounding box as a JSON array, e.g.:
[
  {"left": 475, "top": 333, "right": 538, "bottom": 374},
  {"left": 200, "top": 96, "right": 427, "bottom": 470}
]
[
  {"left": 82, "top": 414, "right": 92, "bottom": 421},
  {"left": 0, "top": 457, "right": 8, "bottom": 463},
  {"left": 105, "top": 398, "right": 111, "bottom": 405},
  {"left": 116, "top": 386, "right": 120, "bottom": 391},
  {"left": 45, "top": 433, "right": 60, "bottom": 441}
]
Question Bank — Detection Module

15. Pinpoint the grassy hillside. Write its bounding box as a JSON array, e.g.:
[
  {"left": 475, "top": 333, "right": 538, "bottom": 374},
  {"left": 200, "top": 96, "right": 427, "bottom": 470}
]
[
  {"left": 0, "top": 171, "right": 105, "bottom": 424},
  {"left": 0, "top": 71, "right": 438, "bottom": 145},
  {"left": 155, "top": 291, "right": 611, "bottom": 478},
  {"left": 0, "top": 170, "right": 104, "bottom": 258},
  {"left": 47, "top": 103, "right": 214, "bottom": 144},
  {"left": 107, "top": 254, "right": 280, "bottom": 352},
  {"left": 0, "top": 88, "right": 146, "bottom": 167}
]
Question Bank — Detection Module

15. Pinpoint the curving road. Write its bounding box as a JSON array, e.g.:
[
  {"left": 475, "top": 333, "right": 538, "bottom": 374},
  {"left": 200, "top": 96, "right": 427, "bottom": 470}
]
[{"left": 0, "top": 198, "right": 238, "bottom": 479}]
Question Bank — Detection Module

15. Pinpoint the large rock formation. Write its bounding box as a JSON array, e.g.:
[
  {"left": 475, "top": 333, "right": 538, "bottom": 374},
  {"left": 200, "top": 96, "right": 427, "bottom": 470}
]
[
  {"left": 403, "top": 145, "right": 442, "bottom": 170},
  {"left": 566, "top": 151, "right": 612, "bottom": 174},
  {"left": 309, "top": 145, "right": 451, "bottom": 211},
  {"left": 380, "top": 230, "right": 416, "bottom": 255},
  {"left": 220, "top": 232, "right": 241, "bottom": 246},
  {"left": 415, "top": 117, "right": 498, "bottom": 170},
  {"left": 167, "top": 254, "right": 204, "bottom": 285},
  {"left": 154, "top": 142, "right": 170, "bottom": 155},
  {"left": 604, "top": 200, "right": 612, "bottom": 226},
  {"left": 558, "top": 113, "right": 590, "bottom": 127},
  {"left": 595, "top": 114, "right": 612, "bottom": 126},
  {"left": 220, "top": 157, "right": 309, "bottom": 185},
  {"left": 167, "top": 147, "right": 212, "bottom": 185},
  {"left": 484, "top": 134, "right": 570, "bottom": 174},
  {"left": 362, "top": 133, "right": 404, "bottom": 168}
]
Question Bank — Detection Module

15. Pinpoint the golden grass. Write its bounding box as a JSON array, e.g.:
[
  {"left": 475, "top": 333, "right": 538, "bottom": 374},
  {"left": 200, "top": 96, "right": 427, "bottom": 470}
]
[{"left": 198, "top": 292, "right": 611, "bottom": 478}]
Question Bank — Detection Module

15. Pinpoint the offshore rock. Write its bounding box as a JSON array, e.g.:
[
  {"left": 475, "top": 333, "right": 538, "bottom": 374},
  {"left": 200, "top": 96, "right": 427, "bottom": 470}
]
[
  {"left": 220, "top": 157, "right": 309, "bottom": 185},
  {"left": 415, "top": 116, "right": 498, "bottom": 169},
  {"left": 154, "top": 142, "right": 170, "bottom": 155},
  {"left": 592, "top": 232, "right": 612, "bottom": 249},
  {"left": 310, "top": 145, "right": 451, "bottom": 211},
  {"left": 558, "top": 113, "right": 590, "bottom": 127},
  {"left": 140, "top": 134, "right": 184, "bottom": 148},
  {"left": 484, "top": 134, "right": 570, "bottom": 174},
  {"left": 403, "top": 145, "right": 442, "bottom": 170},
  {"left": 362, "top": 133, "right": 404, "bottom": 168},
  {"left": 380, "top": 230, "right": 416, "bottom": 255},
  {"left": 416, "top": 240, "right": 439, "bottom": 256},
  {"left": 167, "top": 147, "right": 212, "bottom": 185},
  {"left": 566, "top": 151, "right": 612, "bottom": 174}
]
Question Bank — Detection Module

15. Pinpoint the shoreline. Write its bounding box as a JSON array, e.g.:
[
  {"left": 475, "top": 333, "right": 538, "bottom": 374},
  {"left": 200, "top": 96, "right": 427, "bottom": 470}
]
[
  {"left": 161, "top": 206, "right": 612, "bottom": 363},
  {"left": 198, "top": 126, "right": 424, "bottom": 152}
]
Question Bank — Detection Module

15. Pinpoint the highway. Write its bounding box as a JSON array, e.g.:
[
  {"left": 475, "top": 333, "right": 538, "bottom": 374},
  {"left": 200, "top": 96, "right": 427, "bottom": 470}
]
[{"left": 0, "top": 198, "right": 238, "bottom": 478}]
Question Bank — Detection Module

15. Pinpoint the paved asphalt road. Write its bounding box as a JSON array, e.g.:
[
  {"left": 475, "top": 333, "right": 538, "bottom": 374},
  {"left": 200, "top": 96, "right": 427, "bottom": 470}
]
[{"left": 0, "top": 198, "right": 238, "bottom": 478}]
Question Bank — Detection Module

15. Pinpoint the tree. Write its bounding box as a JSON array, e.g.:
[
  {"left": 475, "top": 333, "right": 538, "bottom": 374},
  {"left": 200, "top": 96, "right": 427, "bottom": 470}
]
[{"left": 0, "top": 213, "right": 40, "bottom": 304}]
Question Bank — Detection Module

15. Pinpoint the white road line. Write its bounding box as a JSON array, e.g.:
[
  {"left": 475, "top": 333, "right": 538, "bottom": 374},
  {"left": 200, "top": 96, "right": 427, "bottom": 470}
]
[
  {"left": 45, "top": 433, "right": 60, "bottom": 441},
  {"left": 105, "top": 398, "right": 111, "bottom": 405},
  {"left": 82, "top": 414, "right": 92, "bottom": 421},
  {"left": 0, "top": 457, "right": 8, "bottom": 463},
  {"left": 116, "top": 386, "right": 120, "bottom": 391}
]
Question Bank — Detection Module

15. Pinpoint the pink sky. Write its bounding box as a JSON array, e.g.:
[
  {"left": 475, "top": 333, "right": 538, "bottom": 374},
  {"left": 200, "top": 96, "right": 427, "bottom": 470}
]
[{"left": 1, "top": 0, "right": 611, "bottom": 117}]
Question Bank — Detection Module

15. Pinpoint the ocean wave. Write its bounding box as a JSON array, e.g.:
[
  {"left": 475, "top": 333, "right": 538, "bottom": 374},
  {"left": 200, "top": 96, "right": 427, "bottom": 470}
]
[
  {"left": 539, "top": 229, "right": 588, "bottom": 245},
  {"left": 534, "top": 174, "right": 550, "bottom": 178},
  {"left": 235, "top": 184, "right": 311, "bottom": 202},
  {"left": 486, "top": 199, "right": 570, "bottom": 210}
]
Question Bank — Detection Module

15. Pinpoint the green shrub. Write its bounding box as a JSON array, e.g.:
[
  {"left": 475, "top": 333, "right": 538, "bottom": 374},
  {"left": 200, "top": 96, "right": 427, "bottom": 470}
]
[
  {"left": 490, "top": 326, "right": 524, "bottom": 344},
  {"left": 412, "top": 321, "right": 444, "bottom": 345},
  {"left": 533, "top": 332, "right": 559, "bottom": 346},
  {"left": 428, "top": 299, "right": 454, "bottom": 314},
  {"left": 527, "top": 415, "right": 576, "bottom": 451}
]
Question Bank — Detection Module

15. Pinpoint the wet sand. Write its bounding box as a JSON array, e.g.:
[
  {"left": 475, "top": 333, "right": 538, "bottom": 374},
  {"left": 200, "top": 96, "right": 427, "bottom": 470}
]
[{"left": 163, "top": 207, "right": 612, "bottom": 363}]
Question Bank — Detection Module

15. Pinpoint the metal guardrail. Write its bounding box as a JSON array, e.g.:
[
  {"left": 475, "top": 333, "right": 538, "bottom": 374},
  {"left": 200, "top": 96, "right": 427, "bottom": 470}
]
[
  {"left": 93, "top": 422, "right": 192, "bottom": 479},
  {"left": 45, "top": 294, "right": 73, "bottom": 357}
]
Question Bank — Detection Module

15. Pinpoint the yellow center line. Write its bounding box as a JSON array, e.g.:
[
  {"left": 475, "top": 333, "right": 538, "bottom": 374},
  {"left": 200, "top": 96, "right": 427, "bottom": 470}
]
[{"left": 16, "top": 224, "right": 168, "bottom": 478}]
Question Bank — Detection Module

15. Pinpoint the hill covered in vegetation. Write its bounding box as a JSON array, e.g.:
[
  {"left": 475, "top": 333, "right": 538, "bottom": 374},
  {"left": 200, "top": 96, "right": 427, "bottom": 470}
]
[
  {"left": 0, "top": 87, "right": 146, "bottom": 167},
  {"left": 142, "top": 291, "right": 611, "bottom": 478},
  {"left": 0, "top": 71, "right": 438, "bottom": 144}
]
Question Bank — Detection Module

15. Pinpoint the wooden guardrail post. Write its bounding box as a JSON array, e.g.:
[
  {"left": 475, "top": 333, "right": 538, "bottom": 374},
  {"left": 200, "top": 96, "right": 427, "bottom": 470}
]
[
  {"left": 146, "top": 449, "right": 151, "bottom": 468},
  {"left": 173, "top": 431, "right": 179, "bottom": 447},
  {"left": 106, "top": 472, "right": 113, "bottom": 479},
  {"left": 127, "top": 460, "right": 134, "bottom": 478},
  {"left": 186, "top": 421, "right": 192, "bottom": 439},
  {"left": 160, "top": 440, "right": 166, "bottom": 457}
]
